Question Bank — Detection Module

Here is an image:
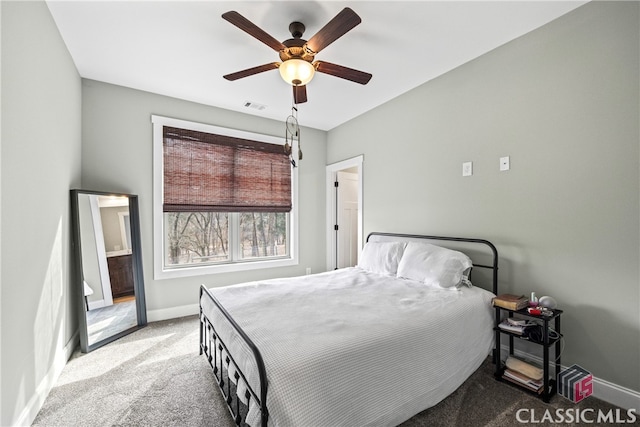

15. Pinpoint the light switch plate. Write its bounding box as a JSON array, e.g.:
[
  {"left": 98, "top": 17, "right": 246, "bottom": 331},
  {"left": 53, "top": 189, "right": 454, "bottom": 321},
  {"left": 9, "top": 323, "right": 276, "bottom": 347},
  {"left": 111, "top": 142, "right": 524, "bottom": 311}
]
[
  {"left": 500, "top": 156, "right": 510, "bottom": 171},
  {"left": 462, "top": 161, "right": 473, "bottom": 177}
]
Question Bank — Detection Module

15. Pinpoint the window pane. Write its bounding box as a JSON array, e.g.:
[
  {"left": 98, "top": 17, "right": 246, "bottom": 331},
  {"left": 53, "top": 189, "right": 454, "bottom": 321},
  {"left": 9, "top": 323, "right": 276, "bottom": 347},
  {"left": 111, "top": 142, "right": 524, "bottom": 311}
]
[
  {"left": 164, "top": 212, "right": 229, "bottom": 266},
  {"left": 239, "top": 212, "right": 288, "bottom": 259}
]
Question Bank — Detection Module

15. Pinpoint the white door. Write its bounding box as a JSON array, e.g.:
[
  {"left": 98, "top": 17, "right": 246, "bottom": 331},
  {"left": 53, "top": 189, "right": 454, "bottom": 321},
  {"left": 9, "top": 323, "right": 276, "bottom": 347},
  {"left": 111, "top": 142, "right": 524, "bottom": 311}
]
[
  {"left": 336, "top": 171, "right": 359, "bottom": 268},
  {"left": 326, "top": 155, "right": 363, "bottom": 271}
]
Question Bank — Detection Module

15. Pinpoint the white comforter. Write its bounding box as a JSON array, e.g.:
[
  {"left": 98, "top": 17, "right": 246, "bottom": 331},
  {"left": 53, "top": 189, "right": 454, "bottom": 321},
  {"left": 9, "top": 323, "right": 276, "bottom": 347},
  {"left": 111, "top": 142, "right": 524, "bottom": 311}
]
[{"left": 201, "top": 267, "right": 495, "bottom": 427}]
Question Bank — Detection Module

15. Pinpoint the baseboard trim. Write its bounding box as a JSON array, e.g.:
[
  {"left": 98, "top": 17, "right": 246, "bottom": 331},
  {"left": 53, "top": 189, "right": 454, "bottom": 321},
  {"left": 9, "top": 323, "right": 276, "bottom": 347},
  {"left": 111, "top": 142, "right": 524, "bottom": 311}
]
[
  {"left": 499, "top": 345, "right": 640, "bottom": 410},
  {"left": 147, "top": 303, "right": 199, "bottom": 322},
  {"left": 591, "top": 376, "right": 640, "bottom": 412},
  {"left": 14, "top": 330, "right": 79, "bottom": 426}
]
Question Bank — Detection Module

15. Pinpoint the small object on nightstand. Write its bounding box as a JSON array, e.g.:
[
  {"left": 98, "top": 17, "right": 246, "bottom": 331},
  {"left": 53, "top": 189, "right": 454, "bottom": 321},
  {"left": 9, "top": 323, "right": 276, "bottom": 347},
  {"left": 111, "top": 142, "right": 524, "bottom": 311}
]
[
  {"left": 538, "top": 295, "right": 557, "bottom": 309},
  {"left": 541, "top": 310, "right": 553, "bottom": 317}
]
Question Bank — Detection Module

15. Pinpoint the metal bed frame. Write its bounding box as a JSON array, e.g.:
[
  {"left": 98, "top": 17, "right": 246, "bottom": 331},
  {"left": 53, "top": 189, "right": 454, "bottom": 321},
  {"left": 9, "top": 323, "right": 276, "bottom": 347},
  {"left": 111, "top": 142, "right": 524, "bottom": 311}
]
[{"left": 199, "top": 232, "right": 499, "bottom": 427}]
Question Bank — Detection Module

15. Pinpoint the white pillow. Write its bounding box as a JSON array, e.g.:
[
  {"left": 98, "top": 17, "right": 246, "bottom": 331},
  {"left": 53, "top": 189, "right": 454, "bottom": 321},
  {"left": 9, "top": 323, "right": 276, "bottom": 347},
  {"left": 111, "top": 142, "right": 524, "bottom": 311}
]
[
  {"left": 357, "top": 241, "right": 406, "bottom": 276},
  {"left": 396, "top": 242, "right": 472, "bottom": 288}
]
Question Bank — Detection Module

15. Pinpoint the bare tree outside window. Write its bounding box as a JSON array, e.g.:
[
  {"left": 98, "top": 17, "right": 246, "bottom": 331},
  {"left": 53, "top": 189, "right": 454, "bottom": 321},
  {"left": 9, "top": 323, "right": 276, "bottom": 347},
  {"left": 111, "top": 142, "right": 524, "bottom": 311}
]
[
  {"left": 165, "top": 212, "right": 230, "bottom": 265},
  {"left": 165, "top": 211, "right": 287, "bottom": 267},
  {"left": 240, "top": 212, "right": 287, "bottom": 258}
]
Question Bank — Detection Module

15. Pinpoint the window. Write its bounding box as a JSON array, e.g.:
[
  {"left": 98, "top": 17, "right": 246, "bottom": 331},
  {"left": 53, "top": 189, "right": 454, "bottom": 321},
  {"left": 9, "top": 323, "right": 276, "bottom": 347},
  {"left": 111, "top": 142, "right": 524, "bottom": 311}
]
[{"left": 152, "top": 116, "right": 298, "bottom": 279}]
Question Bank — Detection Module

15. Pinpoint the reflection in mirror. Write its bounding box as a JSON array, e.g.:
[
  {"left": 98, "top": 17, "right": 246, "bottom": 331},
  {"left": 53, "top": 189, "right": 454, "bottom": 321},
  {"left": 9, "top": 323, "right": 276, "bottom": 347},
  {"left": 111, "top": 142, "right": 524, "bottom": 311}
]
[{"left": 71, "top": 190, "right": 147, "bottom": 352}]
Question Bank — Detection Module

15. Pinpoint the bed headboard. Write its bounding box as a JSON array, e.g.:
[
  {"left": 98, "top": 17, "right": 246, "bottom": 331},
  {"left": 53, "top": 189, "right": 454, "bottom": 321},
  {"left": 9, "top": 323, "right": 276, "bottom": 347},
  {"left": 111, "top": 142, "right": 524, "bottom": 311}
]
[{"left": 366, "top": 232, "right": 499, "bottom": 295}]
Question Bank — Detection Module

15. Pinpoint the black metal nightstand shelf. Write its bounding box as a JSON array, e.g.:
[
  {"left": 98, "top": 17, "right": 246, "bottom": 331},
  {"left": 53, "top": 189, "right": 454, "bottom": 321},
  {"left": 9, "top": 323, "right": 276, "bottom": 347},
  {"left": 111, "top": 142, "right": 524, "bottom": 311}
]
[{"left": 494, "top": 306, "right": 563, "bottom": 403}]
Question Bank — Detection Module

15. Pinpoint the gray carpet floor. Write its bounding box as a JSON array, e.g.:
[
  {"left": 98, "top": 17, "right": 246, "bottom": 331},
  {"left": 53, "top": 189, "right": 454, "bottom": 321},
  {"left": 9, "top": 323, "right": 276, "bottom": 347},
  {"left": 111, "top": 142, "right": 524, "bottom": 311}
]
[{"left": 33, "top": 315, "right": 625, "bottom": 427}]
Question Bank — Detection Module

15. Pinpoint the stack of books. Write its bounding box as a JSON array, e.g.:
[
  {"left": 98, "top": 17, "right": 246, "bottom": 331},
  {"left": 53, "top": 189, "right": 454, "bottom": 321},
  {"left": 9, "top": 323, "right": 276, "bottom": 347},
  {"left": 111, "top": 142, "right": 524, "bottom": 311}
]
[
  {"left": 502, "top": 368, "right": 544, "bottom": 394},
  {"left": 492, "top": 294, "right": 529, "bottom": 310},
  {"left": 502, "top": 356, "right": 544, "bottom": 394}
]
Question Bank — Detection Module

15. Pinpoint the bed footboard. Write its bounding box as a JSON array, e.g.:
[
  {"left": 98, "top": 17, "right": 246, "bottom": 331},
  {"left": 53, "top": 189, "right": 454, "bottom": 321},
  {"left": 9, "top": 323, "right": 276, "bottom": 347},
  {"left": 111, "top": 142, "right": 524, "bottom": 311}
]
[{"left": 199, "top": 285, "right": 269, "bottom": 427}]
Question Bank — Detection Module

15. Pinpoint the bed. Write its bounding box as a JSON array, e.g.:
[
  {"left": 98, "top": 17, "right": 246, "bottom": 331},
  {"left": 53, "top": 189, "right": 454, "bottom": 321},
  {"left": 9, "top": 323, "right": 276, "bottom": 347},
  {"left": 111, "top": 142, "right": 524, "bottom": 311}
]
[{"left": 199, "top": 232, "right": 499, "bottom": 427}]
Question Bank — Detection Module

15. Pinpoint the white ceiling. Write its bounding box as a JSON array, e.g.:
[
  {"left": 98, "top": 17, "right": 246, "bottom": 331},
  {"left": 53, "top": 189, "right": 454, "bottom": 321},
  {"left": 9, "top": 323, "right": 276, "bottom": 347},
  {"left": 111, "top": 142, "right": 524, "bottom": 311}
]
[{"left": 46, "top": 1, "right": 587, "bottom": 131}]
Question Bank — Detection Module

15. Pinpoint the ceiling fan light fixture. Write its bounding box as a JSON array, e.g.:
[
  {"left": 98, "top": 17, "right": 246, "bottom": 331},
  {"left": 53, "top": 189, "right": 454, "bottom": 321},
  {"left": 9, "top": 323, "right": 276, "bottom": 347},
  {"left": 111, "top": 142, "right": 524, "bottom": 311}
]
[
  {"left": 222, "top": 8, "right": 371, "bottom": 103},
  {"left": 279, "top": 59, "right": 315, "bottom": 86}
]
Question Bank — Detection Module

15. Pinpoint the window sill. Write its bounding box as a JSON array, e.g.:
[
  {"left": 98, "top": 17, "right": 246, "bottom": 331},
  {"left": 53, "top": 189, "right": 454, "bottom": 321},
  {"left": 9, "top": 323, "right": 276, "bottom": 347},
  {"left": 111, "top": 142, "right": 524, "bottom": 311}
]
[{"left": 153, "top": 256, "right": 298, "bottom": 280}]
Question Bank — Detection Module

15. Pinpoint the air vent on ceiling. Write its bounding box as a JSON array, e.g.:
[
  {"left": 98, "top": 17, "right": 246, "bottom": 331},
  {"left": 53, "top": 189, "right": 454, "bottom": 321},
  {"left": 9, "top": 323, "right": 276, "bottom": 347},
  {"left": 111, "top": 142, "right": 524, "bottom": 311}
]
[{"left": 244, "top": 101, "right": 267, "bottom": 111}]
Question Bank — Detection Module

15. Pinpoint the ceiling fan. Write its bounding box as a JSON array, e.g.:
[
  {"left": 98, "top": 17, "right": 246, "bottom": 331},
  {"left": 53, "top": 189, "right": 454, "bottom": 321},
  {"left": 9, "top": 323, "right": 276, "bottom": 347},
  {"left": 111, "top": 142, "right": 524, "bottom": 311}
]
[{"left": 222, "top": 7, "right": 372, "bottom": 104}]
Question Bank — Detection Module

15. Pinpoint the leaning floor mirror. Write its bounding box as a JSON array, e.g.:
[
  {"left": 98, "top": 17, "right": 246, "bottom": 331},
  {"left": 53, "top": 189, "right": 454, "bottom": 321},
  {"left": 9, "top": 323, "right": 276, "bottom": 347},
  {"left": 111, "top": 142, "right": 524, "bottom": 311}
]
[{"left": 71, "top": 189, "right": 147, "bottom": 352}]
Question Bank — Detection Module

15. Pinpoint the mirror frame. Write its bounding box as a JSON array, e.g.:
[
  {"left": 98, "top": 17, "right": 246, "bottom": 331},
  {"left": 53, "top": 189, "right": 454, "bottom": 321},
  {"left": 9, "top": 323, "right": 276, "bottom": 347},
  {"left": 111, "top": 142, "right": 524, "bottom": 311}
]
[{"left": 71, "top": 189, "right": 147, "bottom": 352}]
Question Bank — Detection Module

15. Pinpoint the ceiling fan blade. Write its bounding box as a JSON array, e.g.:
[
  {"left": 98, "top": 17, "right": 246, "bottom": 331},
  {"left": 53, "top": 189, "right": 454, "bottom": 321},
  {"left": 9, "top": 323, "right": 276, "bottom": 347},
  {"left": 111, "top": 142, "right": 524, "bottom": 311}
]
[
  {"left": 293, "top": 85, "right": 308, "bottom": 104},
  {"left": 305, "top": 7, "right": 361, "bottom": 54},
  {"left": 222, "top": 11, "right": 286, "bottom": 52},
  {"left": 223, "top": 62, "right": 280, "bottom": 81},
  {"left": 314, "top": 61, "right": 372, "bottom": 85}
]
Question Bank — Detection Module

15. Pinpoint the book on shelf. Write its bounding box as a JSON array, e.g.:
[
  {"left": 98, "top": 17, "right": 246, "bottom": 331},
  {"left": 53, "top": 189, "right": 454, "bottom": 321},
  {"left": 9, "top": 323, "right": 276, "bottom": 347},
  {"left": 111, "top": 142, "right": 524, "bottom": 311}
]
[
  {"left": 505, "top": 356, "right": 543, "bottom": 381},
  {"left": 492, "top": 294, "right": 529, "bottom": 310},
  {"left": 502, "top": 373, "right": 544, "bottom": 394},
  {"left": 504, "top": 368, "right": 543, "bottom": 388}
]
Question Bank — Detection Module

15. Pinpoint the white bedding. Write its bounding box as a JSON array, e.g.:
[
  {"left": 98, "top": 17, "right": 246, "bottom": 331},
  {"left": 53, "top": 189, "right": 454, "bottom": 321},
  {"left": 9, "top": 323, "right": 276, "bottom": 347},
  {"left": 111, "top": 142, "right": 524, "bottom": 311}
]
[{"left": 201, "top": 267, "right": 495, "bottom": 427}]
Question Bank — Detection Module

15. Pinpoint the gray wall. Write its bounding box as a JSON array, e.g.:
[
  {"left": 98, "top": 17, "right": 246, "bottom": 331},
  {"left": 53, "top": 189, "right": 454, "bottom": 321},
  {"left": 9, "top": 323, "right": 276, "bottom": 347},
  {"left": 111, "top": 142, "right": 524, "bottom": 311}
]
[
  {"left": 328, "top": 1, "right": 639, "bottom": 391},
  {"left": 81, "top": 80, "right": 327, "bottom": 317},
  {"left": 1, "top": 1, "right": 81, "bottom": 425}
]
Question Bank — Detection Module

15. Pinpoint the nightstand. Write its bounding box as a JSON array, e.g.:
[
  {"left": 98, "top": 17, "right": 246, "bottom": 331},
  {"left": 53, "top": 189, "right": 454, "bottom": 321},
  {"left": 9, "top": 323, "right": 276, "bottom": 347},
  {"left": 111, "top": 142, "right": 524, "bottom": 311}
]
[{"left": 494, "top": 305, "right": 563, "bottom": 402}]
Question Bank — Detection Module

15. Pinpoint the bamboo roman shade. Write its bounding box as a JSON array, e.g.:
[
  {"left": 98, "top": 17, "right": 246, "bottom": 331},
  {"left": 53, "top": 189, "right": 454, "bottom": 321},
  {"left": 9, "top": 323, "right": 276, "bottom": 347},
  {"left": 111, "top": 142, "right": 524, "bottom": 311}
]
[{"left": 163, "top": 126, "right": 292, "bottom": 213}]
